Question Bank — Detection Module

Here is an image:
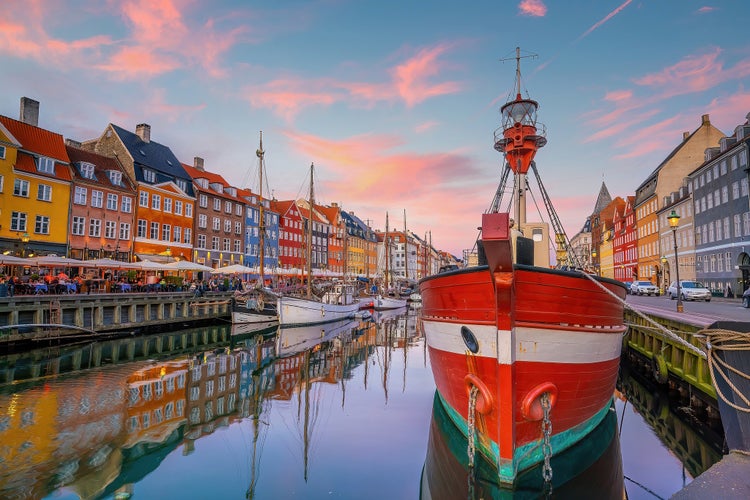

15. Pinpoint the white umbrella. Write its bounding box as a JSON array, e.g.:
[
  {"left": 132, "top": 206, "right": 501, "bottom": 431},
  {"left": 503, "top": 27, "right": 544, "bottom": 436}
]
[
  {"left": 212, "top": 263, "right": 256, "bottom": 274},
  {"left": 135, "top": 260, "right": 166, "bottom": 270},
  {"left": 81, "top": 257, "right": 141, "bottom": 269},
  {"left": 31, "top": 255, "right": 86, "bottom": 267},
  {"left": 0, "top": 254, "right": 28, "bottom": 265},
  {"left": 165, "top": 260, "right": 214, "bottom": 272}
]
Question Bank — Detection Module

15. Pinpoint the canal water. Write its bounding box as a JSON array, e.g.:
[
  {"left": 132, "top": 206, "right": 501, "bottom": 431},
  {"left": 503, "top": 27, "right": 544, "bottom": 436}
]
[{"left": 0, "top": 307, "right": 725, "bottom": 499}]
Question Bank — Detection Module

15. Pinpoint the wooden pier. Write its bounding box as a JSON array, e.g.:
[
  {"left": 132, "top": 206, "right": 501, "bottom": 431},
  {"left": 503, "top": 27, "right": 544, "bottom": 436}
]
[{"left": 0, "top": 291, "right": 233, "bottom": 348}]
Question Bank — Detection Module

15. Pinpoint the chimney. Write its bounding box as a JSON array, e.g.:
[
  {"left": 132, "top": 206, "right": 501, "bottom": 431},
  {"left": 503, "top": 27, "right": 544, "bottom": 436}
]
[
  {"left": 19, "top": 97, "right": 39, "bottom": 127},
  {"left": 194, "top": 156, "right": 204, "bottom": 171},
  {"left": 683, "top": 131, "right": 690, "bottom": 141},
  {"left": 135, "top": 123, "right": 151, "bottom": 143},
  {"left": 65, "top": 138, "right": 82, "bottom": 149},
  {"left": 702, "top": 114, "right": 710, "bottom": 125}
]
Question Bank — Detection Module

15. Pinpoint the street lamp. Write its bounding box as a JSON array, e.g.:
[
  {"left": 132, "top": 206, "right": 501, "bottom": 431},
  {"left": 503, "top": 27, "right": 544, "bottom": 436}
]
[
  {"left": 660, "top": 255, "right": 668, "bottom": 291},
  {"left": 20, "top": 232, "right": 29, "bottom": 257},
  {"left": 667, "top": 210, "right": 683, "bottom": 312},
  {"left": 591, "top": 250, "right": 599, "bottom": 275}
]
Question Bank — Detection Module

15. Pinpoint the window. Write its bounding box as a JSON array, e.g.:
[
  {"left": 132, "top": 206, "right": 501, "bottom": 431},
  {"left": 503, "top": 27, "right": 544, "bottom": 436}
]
[
  {"left": 151, "top": 194, "right": 161, "bottom": 210},
  {"left": 137, "top": 219, "right": 147, "bottom": 238},
  {"left": 174, "top": 200, "right": 183, "bottom": 215},
  {"left": 0, "top": 145, "right": 5, "bottom": 159},
  {"left": 108, "top": 170, "right": 122, "bottom": 186},
  {"left": 199, "top": 214, "right": 208, "bottom": 229},
  {"left": 184, "top": 227, "right": 192, "bottom": 244},
  {"left": 119, "top": 222, "right": 130, "bottom": 241},
  {"left": 234, "top": 239, "right": 241, "bottom": 252},
  {"left": 143, "top": 169, "right": 156, "bottom": 183},
  {"left": 74, "top": 186, "right": 87, "bottom": 205},
  {"left": 198, "top": 234, "right": 206, "bottom": 248},
  {"left": 212, "top": 217, "right": 220, "bottom": 231},
  {"left": 213, "top": 198, "right": 221, "bottom": 211},
  {"left": 79, "top": 162, "right": 95, "bottom": 179},
  {"left": 212, "top": 236, "right": 220, "bottom": 250},
  {"left": 37, "top": 184, "right": 52, "bottom": 201},
  {"left": 36, "top": 156, "right": 55, "bottom": 173},
  {"left": 105, "top": 220, "right": 116, "bottom": 239},
  {"left": 224, "top": 220, "right": 231, "bottom": 232},
  {"left": 139, "top": 191, "right": 149, "bottom": 207},
  {"left": 13, "top": 179, "right": 29, "bottom": 197},
  {"left": 10, "top": 212, "right": 27, "bottom": 231},
  {"left": 164, "top": 198, "right": 172, "bottom": 213},
  {"left": 176, "top": 179, "right": 188, "bottom": 192},
  {"left": 162, "top": 224, "right": 171, "bottom": 241},
  {"left": 236, "top": 204, "right": 242, "bottom": 216},
  {"left": 185, "top": 203, "right": 193, "bottom": 218},
  {"left": 173, "top": 226, "right": 181, "bottom": 243},
  {"left": 107, "top": 193, "right": 118, "bottom": 210},
  {"left": 223, "top": 238, "right": 231, "bottom": 251},
  {"left": 150, "top": 222, "right": 159, "bottom": 239},
  {"left": 121, "top": 196, "right": 132, "bottom": 213},
  {"left": 225, "top": 200, "right": 232, "bottom": 213},
  {"left": 89, "top": 218, "right": 101, "bottom": 237},
  {"left": 199, "top": 194, "right": 208, "bottom": 208},
  {"left": 72, "top": 216, "right": 85, "bottom": 235},
  {"left": 0, "top": 174, "right": 3, "bottom": 193},
  {"left": 235, "top": 221, "right": 242, "bottom": 234},
  {"left": 91, "top": 190, "right": 103, "bottom": 208}
]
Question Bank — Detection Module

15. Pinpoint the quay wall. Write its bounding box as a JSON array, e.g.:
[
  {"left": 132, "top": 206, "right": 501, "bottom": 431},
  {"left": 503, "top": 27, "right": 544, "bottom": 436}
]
[{"left": 0, "top": 292, "right": 233, "bottom": 346}]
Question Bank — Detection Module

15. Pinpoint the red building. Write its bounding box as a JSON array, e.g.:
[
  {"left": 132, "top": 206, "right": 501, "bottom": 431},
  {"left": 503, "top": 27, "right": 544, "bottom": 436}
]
[
  {"left": 271, "top": 199, "right": 304, "bottom": 271},
  {"left": 613, "top": 195, "right": 638, "bottom": 282}
]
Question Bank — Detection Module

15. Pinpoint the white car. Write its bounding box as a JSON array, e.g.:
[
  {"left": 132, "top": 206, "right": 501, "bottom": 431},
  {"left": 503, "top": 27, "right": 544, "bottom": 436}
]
[
  {"left": 667, "top": 281, "right": 711, "bottom": 301},
  {"left": 632, "top": 280, "right": 659, "bottom": 296}
]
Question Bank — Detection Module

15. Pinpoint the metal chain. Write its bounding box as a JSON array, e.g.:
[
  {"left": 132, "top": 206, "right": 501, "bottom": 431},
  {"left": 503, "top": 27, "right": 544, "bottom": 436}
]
[
  {"left": 467, "top": 385, "right": 478, "bottom": 499},
  {"left": 541, "top": 392, "right": 553, "bottom": 497}
]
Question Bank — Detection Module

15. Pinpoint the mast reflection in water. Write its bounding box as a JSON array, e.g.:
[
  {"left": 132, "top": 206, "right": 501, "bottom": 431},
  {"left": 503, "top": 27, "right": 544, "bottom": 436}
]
[{"left": 0, "top": 306, "right": 727, "bottom": 499}]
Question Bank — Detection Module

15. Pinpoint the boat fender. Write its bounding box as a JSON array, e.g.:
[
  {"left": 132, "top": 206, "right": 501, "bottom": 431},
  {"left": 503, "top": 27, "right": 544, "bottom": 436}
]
[
  {"left": 464, "top": 373, "right": 494, "bottom": 415},
  {"left": 651, "top": 354, "right": 669, "bottom": 385},
  {"left": 521, "top": 382, "right": 558, "bottom": 421},
  {"left": 256, "top": 297, "right": 264, "bottom": 311}
]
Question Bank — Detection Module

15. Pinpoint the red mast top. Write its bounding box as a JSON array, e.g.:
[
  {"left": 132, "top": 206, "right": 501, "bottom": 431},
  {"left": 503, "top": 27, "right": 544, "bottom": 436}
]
[{"left": 493, "top": 47, "right": 546, "bottom": 174}]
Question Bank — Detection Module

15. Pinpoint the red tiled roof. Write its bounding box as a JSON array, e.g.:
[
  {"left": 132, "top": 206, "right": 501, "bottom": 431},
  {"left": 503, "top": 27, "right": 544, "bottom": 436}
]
[
  {"left": 14, "top": 153, "right": 72, "bottom": 181},
  {"left": 66, "top": 145, "right": 134, "bottom": 190},
  {"left": 182, "top": 162, "right": 246, "bottom": 203},
  {"left": 0, "top": 115, "right": 69, "bottom": 162}
]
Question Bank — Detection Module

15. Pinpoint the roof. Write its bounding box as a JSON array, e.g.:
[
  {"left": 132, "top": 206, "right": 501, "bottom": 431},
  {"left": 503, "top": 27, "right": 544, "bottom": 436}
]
[
  {"left": 0, "top": 115, "right": 69, "bottom": 162},
  {"left": 66, "top": 145, "right": 136, "bottom": 192},
  {"left": 110, "top": 123, "right": 193, "bottom": 195},
  {"left": 591, "top": 182, "right": 612, "bottom": 215},
  {"left": 181, "top": 162, "right": 245, "bottom": 203}
]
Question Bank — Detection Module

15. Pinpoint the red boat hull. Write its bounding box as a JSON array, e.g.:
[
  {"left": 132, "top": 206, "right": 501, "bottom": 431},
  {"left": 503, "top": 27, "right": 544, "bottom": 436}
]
[{"left": 420, "top": 263, "right": 626, "bottom": 483}]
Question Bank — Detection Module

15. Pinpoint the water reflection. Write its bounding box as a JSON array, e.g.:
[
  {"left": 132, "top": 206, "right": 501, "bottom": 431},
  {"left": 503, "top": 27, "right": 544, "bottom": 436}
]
[{"left": 0, "top": 308, "right": 729, "bottom": 499}]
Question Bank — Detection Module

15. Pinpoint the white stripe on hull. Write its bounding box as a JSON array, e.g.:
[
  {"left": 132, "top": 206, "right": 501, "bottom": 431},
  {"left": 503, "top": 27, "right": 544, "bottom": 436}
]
[
  {"left": 422, "top": 319, "right": 622, "bottom": 364},
  {"left": 232, "top": 310, "right": 277, "bottom": 324}
]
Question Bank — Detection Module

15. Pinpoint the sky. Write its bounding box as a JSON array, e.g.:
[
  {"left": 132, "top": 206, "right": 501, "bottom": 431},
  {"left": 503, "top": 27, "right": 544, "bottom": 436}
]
[{"left": 2, "top": 1, "right": 750, "bottom": 258}]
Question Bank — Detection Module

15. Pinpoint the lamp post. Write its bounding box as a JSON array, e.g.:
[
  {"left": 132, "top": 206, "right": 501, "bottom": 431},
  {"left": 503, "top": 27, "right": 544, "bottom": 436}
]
[
  {"left": 660, "top": 256, "right": 668, "bottom": 293},
  {"left": 20, "top": 232, "right": 29, "bottom": 257},
  {"left": 591, "top": 250, "right": 599, "bottom": 275},
  {"left": 667, "top": 210, "right": 683, "bottom": 312}
]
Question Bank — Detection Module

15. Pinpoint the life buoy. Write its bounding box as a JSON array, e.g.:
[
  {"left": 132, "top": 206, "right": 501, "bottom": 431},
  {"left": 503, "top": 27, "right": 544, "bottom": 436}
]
[
  {"left": 521, "top": 382, "right": 558, "bottom": 421},
  {"left": 464, "top": 373, "right": 494, "bottom": 415}
]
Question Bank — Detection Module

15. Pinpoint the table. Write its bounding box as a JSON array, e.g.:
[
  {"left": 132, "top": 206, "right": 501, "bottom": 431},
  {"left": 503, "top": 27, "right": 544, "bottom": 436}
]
[{"left": 34, "top": 284, "right": 48, "bottom": 294}]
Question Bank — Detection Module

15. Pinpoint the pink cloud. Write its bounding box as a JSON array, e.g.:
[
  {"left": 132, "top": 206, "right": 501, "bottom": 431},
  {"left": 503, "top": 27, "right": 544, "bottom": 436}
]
[
  {"left": 243, "top": 79, "right": 339, "bottom": 122},
  {"left": 603, "top": 90, "right": 633, "bottom": 102},
  {"left": 577, "top": 0, "right": 633, "bottom": 40},
  {"left": 391, "top": 44, "right": 463, "bottom": 107},
  {"left": 697, "top": 6, "right": 717, "bottom": 14},
  {"left": 415, "top": 121, "right": 440, "bottom": 133},
  {"left": 518, "top": 0, "right": 547, "bottom": 17}
]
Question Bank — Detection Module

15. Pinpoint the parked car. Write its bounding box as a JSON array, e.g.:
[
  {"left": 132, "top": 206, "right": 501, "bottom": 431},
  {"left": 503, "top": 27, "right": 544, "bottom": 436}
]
[
  {"left": 632, "top": 280, "right": 659, "bottom": 296},
  {"left": 622, "top": 281, "right": 634, "bottom": 294},
  {"left": 743, "top": 288, "right": 750, "bottom": 308},
  {"left": 667, "top": 280, "right": 711, "bottom": 302}
]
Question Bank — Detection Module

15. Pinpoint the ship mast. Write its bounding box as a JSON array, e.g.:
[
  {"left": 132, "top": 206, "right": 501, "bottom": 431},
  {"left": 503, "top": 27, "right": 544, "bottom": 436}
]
[
  {"left": 494, "top": 47, "right": 547, "bottom": 228},
  {"left": 307, "top": 163, "right": 314, "bottom": 300},
  {"left": 403, "top": 209, "right": 408, "bottom": 283},
  {"left": 385, "top": 212, "right": 390, "bottom": 292},
  {"left": 257, "top": 132, "right": 265, "bottom": 285}
]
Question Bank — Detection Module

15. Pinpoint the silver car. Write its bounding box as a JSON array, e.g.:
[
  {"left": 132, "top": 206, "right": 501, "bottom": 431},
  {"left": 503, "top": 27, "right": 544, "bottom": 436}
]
[
  {"left": 667, "top": 281, "right": 711, "bottom": 301},
  {"left": 633, "top": 280, "right": 658, "bottom": 296}
]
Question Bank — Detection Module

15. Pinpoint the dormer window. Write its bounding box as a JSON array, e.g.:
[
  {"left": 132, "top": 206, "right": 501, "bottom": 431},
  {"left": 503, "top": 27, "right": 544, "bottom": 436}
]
[
  {"left": 143, "top": 169, "right": 156, "bottom": 183},
  {"left": 108, "top": 170, "right": 122, "bottom": 186},
  {"left": 210, "top": 182, "right": 223, "bottom": 193},
  {"left": 78, "top": 161, "right": 96, "bottom": 179},
  {"left": 37, "top": 156, "right": 55, "bottom": 173},
  {"left": 226, "top": 187, "right": 236, "bottom": 196},
  {"left": 197, "top": 178, "right": 209, "bottom": 189},
  {"left": 175, "top": 179, "right": 188, "bottom": 192}
]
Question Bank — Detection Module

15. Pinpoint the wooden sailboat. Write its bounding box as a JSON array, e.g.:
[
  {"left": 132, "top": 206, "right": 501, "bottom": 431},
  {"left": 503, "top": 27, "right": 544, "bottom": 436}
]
[
  {"left": 233, "top": 131, "right": 279, "bottom": 324},
  {"left": 372, "top": 212, "right": 406, "bottom": 310},
  {"left": 418, "top": 48, "right": 627, "bottom": 485},
  {"left": 276, "top": 164, "right": 360, "bottom": 326}
]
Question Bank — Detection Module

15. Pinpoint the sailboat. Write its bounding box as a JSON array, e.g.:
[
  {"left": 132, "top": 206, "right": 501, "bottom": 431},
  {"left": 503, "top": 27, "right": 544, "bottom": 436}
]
[
  {"left": 233, "top": 132, "right": 280, "bottom": 325},
  {"left": 418, "top": 48, "right": 627, "bottom": 485},
  {"left": 372, "top": 212, "right": 407, "bottom": 311},
  {"left": 276, "top": 163, "right": 360, "bottom": 326}
]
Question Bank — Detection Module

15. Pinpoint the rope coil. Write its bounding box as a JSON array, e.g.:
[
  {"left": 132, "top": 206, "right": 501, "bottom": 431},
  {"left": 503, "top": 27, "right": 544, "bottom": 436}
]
[{"left": 696, "top": 328, "right": 750, "bottom": 413}]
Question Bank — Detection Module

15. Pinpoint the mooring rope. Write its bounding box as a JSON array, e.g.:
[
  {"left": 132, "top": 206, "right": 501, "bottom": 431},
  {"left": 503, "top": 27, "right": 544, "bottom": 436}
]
[
  {"left": 576, "top": 271, "right": 706, "bottom": 359},
  {"left": 695, "top": 329, "right": 750, "bottom": 413}
]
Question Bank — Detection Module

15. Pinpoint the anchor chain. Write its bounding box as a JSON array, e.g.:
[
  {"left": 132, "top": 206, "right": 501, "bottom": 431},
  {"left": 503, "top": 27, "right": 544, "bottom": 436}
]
[
  {"left": 467, "top": 385, "right": 479, "bottom": 499},
  {"left": 541, "top": 392, "right": 553, "bottom": 497}
]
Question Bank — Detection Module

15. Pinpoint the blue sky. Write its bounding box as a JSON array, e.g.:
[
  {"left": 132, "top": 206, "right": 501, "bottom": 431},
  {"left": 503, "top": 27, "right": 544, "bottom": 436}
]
[{"left": 2, "top": 0, "right": 750, "bottom": 256}]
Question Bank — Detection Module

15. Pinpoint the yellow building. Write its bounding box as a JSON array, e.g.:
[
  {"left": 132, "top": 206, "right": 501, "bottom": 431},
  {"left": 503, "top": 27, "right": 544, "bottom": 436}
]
[{"left": 0, "top": 99, "right": 72, "bottom": 257}]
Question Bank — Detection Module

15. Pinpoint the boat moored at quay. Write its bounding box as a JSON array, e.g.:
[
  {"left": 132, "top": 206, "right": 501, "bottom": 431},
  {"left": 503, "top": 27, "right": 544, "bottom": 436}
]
[{"left": 419, "top": 48, "right": 627, "bottom": 485}]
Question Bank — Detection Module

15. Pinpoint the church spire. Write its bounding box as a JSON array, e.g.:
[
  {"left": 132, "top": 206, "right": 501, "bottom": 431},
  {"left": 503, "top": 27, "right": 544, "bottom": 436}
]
[{"left": 591, "top": 181, "right": 612, "bottom": 215}]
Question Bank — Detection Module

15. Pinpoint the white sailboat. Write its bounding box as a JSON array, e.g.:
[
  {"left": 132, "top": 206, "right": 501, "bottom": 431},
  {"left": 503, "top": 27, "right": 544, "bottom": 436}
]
[
  {"left": 277, "top": 163, "right": 360, "bottom": 326},
  {"left": 233, "top": 132, "right": 279, "bottom": 324},
  {"left": 372, "top": 212, "right": 406, "bottom": 311}
]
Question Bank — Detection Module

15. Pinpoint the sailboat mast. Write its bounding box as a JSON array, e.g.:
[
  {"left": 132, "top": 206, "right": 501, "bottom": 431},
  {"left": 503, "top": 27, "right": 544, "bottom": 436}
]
[
  {"left": 385, "top": 212, "right": 390, "bottom": 292},
  {"left": 403, "top": 209, "right": 408, "bottom": 282},
  {"left": 257, "top": 132, "right": 265, "bottom": 285},
  {"left": 307, "top": 163, "right": 314, "bottom": 300}
]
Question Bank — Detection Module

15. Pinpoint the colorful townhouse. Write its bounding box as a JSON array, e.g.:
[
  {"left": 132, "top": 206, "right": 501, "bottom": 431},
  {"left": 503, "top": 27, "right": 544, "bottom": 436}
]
[
  {"left": 0, "top": 98, "right": 73, "bottom": 258},
  {"left": 612, "top": 196, "right": 638, "bottom": 282},
  {"left": 318, "top": 203, "right": 345, "bottom": 277},
  {"left": 634, "top": 114, "right": 723, "bottom": 286},
  {"left": 238, "top": 187, "right": 279, "bottom": 273},
  {"left": 65, "top": 143, "right": 137, "bottom": 261},
  {"left": 84, "top": 123, "right": 195, "bottom": 262},
  {"left": 295, "top": 199, "right": 329, "bottom": 274},
  {"left": 183, "top": 158, "right": 246, "bottom": 268},
  {"left": 271, "top": 199, "right": 304, "bottom": 272}
]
